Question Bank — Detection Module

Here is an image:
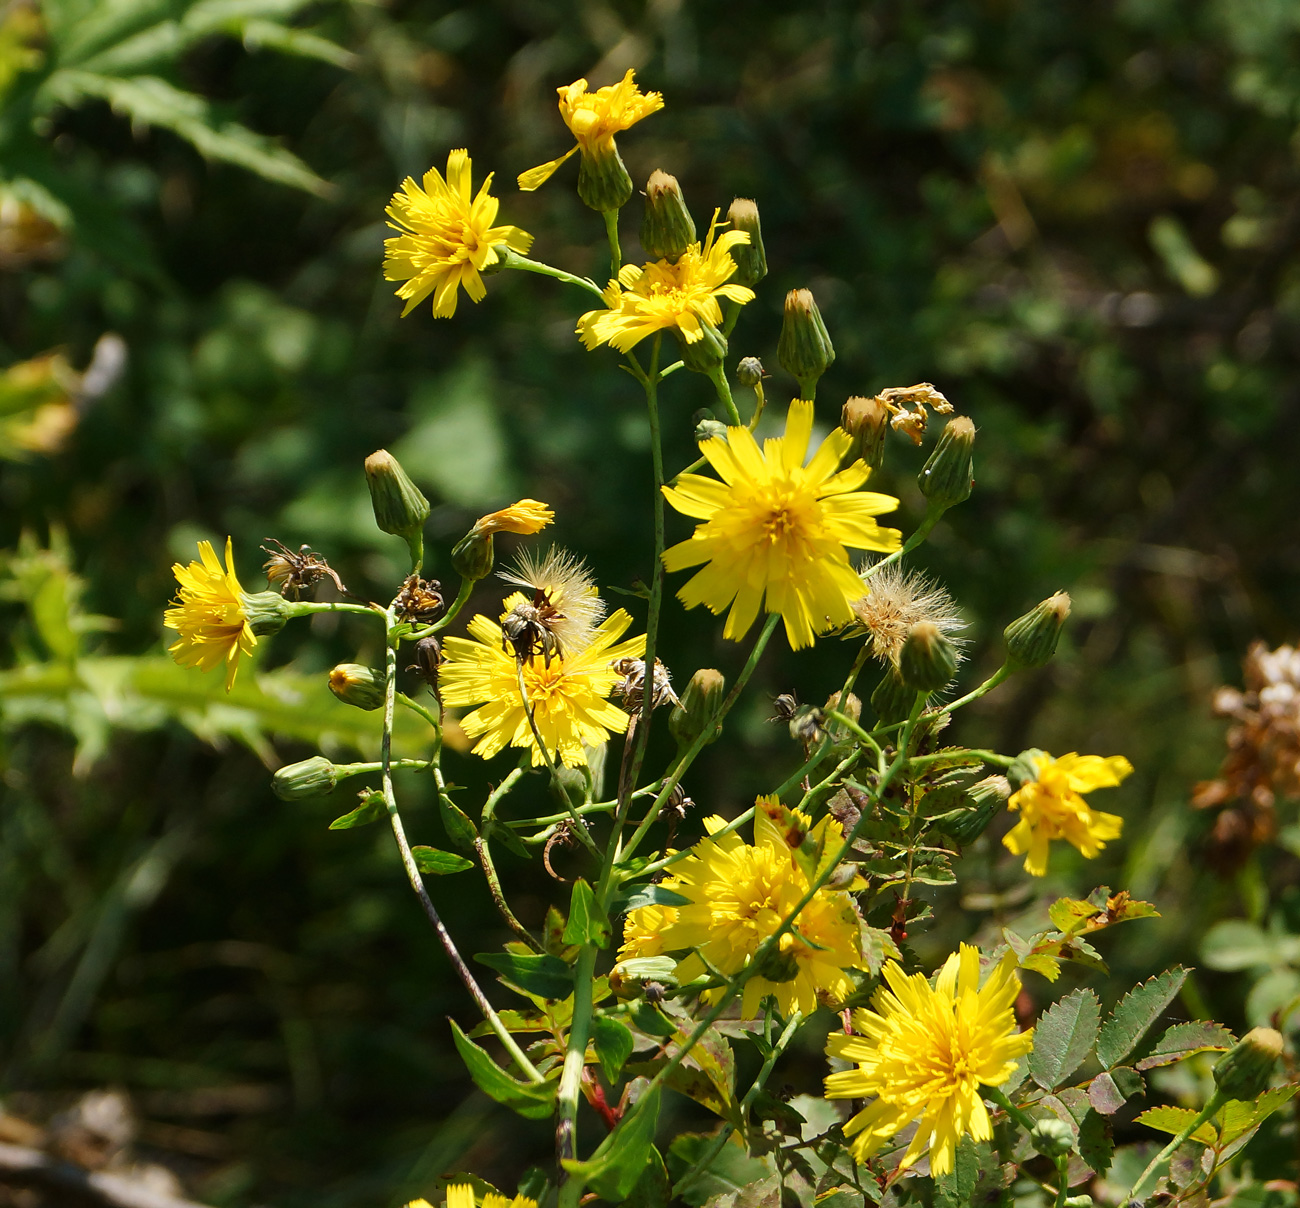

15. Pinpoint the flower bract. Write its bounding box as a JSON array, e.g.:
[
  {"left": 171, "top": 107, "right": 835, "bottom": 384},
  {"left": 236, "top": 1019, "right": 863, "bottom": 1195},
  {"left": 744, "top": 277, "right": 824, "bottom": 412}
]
[
  {"left": 164, "top": 537, "right": 257, "bottom": 692},
  {"left": 518, "top": 70, "right": 664, "bottom": 191},
  {"left": 619, "top": 798, "right": 866, "bottom": 1017},
  {"left": 824, "top": 944, "right": 1034, "bottom": 1176},
  {"left": 384, "top": 149, "right": 533, "bottom": 318},
  {"left": 662, "top": 399, "right": 902, "bottom": 650},
  {"left": 440, "top": 606, "right": 645, "bottom": 768},
  {"left": 577, "top": 222, "right": 753, "bottom": 353},
  {"left": 1003, "top": 751, "right": 1131, "bottom": 876}
]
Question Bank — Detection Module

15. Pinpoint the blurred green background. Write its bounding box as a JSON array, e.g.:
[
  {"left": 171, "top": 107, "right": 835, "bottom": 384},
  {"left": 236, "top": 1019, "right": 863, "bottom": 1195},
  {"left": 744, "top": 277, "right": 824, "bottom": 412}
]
[{"left": 3, "top": 0, "right": 1300, "bottom": 1203}]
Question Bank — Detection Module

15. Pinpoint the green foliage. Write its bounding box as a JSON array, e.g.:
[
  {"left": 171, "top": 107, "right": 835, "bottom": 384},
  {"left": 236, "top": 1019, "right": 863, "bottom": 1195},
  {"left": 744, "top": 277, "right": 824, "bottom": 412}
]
[
  {"left": 448, "top": 1020, "right": 557, "bottom": 1120},
  {"left": 1030, "top": 989, "right": 1101, "bottom": 1090}
]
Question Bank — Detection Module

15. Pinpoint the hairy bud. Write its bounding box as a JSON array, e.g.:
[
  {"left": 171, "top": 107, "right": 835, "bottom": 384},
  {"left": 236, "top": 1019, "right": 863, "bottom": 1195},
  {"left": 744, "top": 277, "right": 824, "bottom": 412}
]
[
  {"left": 726, "top": 198, "right": 767, "bottom": 286},
  {"left": 1004, "top": 592, "right": 1072, "bottom": 669},
  {"left": 918, "top": 415, "right": 975, "bottom": 512},
  {"left": 329, "top": 664, "right": 385, "bottom": 711},
  {"left": 640, "top": 170, "right": 696, "bottom": 262},
  {"left": 273, "top": 755, "right": 338, "bottom": 801},
  {"left": 777, "top": 288, "right": 835, "bottom": 395}
]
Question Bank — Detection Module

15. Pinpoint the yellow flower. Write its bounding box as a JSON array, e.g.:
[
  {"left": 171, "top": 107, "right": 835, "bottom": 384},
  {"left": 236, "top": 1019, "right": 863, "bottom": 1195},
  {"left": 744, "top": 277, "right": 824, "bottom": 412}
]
[
  {"left": 164, "top": 537, "right": 257, "bottom": 692},
  {"left": 576, "top": 221, "right": 754, "bottom": 353},
  {"left": 440, "top": 606, "right": 645, "bottom": 768},
  {"left": 410, "top": 1187, "right": 537, "bottom": 1208},
  {"left": 471, "top": 499, "right": 554, "bottom": 537},
  {"left": 1003, "top": 752, "right": 1131, "bottom": 877},
  {"left": 384, "top": 150, "right": 533, "bottom": 318},
  {"left": 620, "top": 799, "right": 866, "bottom": 1018},
  {"left": 662, "top": 399, "right": 902, "bottom": 650},
  {"left": 517, "top": 70, "right": 664, "bottom": 191},
  {"left": 824, "top": 945, "right": 1034, "bottom": 1176}
]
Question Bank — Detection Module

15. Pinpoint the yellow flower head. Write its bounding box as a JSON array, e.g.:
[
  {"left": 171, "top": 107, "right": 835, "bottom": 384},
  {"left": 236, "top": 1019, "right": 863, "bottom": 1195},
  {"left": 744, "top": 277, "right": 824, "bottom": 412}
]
[
  {"left": 471, "top": 499, "right": 554, "bottom": 537},
  {"left": 1003, "top": 752, "right": 1132, "bottom": 877},
  {"left": 384, "top": 149, "right": 533, "bottom": 318},
  {"left": 620, "top": 798, "right": 866, "bottom": 1018},
  {"left": 439, "top": 606, "right": 645, "bottom": 768},
  {"left": 517, "top": 70, "right": 664, "bottom": 191},
  {"left": 577, "top": 219, "right": 754, "bottom": 353},
  {"left": 662, "top": 399, "right": 902, "bottom": 650},
  {"left": 164, "top": 537, "right": 257, "bottom": 692},
  {"left": 411, "top": 1187, "right": 537, "bottom": 1208},
  {"left": 824, "top": 945, "right": 1034, "bottom": 1176}
]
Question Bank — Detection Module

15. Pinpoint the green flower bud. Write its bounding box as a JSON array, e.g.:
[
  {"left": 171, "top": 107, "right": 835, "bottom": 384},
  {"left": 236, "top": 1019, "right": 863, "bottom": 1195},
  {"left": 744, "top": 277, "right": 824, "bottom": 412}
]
[
  {"left": 577, "top": 145, "right": 633, "bottom": 213},
  {"left": 777, "top": 288, "right": 835, "bottom": 396},
  {"left": 825, "top": 690, "right": 862, "bottom": 725},
  {"left": 240, "top": 590, "right": 293, "bottom": 637},
  {"left": 736, "top": 356, "right": 764, "bottom": 388},
  {"left": 676, "top": 321, "right": 728, "bottom": 375},
  {"left": 1029, "top": 1117, "right": 1074, "bottom": 1158},
  {"left": 1004, "top": 592, "right": 1072, "bottom": 669},
  {"left": 754, "top": 940, "right": 801, "bottom": 984},
  {"left": 936, "top": 775, "right": 1011, "bottom": 844},
  {"left": 726, "top": 198, "right": 767, "bottom": 287},
  {"left": 669, "top": 668, "right": 726, "bottom": 754},
  {"left": 871, "top": 666, "right": 918, "bottom": 725},
  {"left": 328, "top": 663, "right": 385, "bottom": 711},
  {"left": 899, "top": 621, "right": 959, "bottom": 693},
  {"left": 918, "top": 415, "right": 975, "bottom": 512},
  {"left": 640, "top": 170, "right": 696, "bottom": 262},
  {"left": 841, "top": 395, "right": 891, "bottom": 470},
  {"left": 1213, "top": 1026, "right": 1284, "bottom": 1101},
  {"left": 364, "top": 449, "right": 430, "bottom": 542},
  {"left": 450, "top": 529, "right": 495, "bottom": 582},
  {"left": 273, "top": 755, "right": 338, "bottom": 801}
]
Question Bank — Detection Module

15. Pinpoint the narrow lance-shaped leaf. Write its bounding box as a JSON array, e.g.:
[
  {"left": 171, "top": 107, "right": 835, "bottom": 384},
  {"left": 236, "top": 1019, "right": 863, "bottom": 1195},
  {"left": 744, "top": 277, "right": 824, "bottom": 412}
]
[
  {"left": 448, "top": 1020, "right": 556, "bottom": 1120},
  {"left": 475, "top": 952, "right": 574, "bottom": 1000},
  {"left": 411, "top": 845, "right": 473, "bottom": 875},
  {"left": 563, "top": 878, "right": 611, "bottom": 949},
  {"left": 1029, "top": 989, "right": 1101, "bottom": 1091},
  {"left": 562, "top": 1086, "right": 661, "bottom": 1202},
  {"left": 1095, "top": 967, "right": 1187, "bottom": 1070}
]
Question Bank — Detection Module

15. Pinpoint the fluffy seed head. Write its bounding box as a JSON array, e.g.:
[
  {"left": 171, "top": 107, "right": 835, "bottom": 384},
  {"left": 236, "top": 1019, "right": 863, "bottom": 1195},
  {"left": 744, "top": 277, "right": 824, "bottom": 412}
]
[
  {"left": 499, "top": 545, "right": 606, "bottom": 656},
  {"left": 850, "top": 561, "right": 965, "bottom": 667}
]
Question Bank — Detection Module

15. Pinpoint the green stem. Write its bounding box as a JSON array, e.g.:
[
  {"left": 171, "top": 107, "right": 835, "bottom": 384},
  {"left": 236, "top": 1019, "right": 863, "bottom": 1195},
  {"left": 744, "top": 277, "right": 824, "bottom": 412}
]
[
  {"left": 860, "top": 506, "right": 945, "bottom": 584},
  {"left": 984, "top": 1086, "right": 1038, "bottom": 1133},
  {"left": 906, "top": 748, "right": 1013, "bottom": 771},
  {"left": 476, "top": 765, "right": 539, "bottom": 950},
  {"left": 286, "top": 600, "right": 382, "bottom": 620},
  {"left": 603, "top": 210, "right": 622, "bottom": 278},
  {"left": 500, "top": 249, "right": 605, "bottom": 300},
  {"left": 942, "top": 665, "right": 1012, "bottom": 714},
  {"left": 1053, "top": 1155, "right": 1070, "bottom": 1208},
  {"left": 424, "top": 576, "right": 474, "bottom": 634},
  {"left": 332, "top": 758, "right": 431, "bottom": 779},
  {"left": 1123, "top": 1089, "right": 1227, "bottom": 1205},
  {"left": 707, "top": 364, "right": 743, "bottom": 426},
  {"left": 824, "top": 708, "right": 882, "bottom": 754},
  {"left": 396, "top": 692, "right": 440, "bottom": 729},
  {"left": 555, "top": 944, "right": 597, "bottom": 1169},
  {"left": 377, "top": 611, "right": 542, "bottom": 1082}
]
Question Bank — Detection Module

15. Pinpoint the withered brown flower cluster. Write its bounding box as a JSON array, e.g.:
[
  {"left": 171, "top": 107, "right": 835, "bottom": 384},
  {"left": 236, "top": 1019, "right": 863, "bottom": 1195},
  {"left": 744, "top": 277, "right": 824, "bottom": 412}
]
[{"left": 1193, "top": 641, "right": 1300, "bottom": 871}]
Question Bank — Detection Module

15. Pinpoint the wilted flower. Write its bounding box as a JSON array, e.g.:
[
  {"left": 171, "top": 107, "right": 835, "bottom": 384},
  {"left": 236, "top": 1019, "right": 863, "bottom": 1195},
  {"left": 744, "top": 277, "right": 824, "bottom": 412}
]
[{"left": 849, "top": 561, "right": 965, "bottom": 667}]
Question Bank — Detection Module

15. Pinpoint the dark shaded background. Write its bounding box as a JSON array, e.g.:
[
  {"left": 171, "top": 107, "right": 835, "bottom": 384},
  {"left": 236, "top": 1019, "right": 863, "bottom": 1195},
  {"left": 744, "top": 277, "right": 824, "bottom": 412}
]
[{"left": 3, "top": 1, "right": 1300, "bottom": 1204}]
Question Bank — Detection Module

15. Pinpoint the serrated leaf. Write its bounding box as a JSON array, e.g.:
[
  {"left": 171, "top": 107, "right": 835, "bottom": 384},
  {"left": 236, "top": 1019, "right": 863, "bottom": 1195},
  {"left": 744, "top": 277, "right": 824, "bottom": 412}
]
[
  {"left": 1096, "top": 967, "right": 1188, "bottom": 1069},
  {"left": 1049, "top": 897, "right": 1100, "bottom": 935},
  {"left": 859, "top": 925, "right": 902, "bottom": 977},
  {"left": 1219, "top": 1085, "right": 1299, "bottom": 1147},
  {"left": 592, "top": 1016, "right": 634, "bottom": 1082},
  {"left": 475, "top": 952, "right": 574, "bottom": 999},
  {"left": 1088, "top": 1068, "right": 1143, "bottom": 1115},
  {"left": 1136, "top": 1021, "right": 1236, "bottom": 1070},
  {"left": 1078, "top": 1108, "right": 1114, "bottom": 1175},
  {"left": 563, "top": 878, "right": 611, "bottom": 949},
  {"left": 411, "top": 845, "right": 473, "bottom": 875},
  {"left": 563, "top": 1086, "right": 661, "bottom": 1202},
  {"left": 935, "top": 1136, "right": 980, "bottom": 1207},
  {"left": 448, "top": 1020, "right": 556, "bottom": 1120},
  {"left": 1030, "top": 990, "right": 1101, "bottom": 1090},
  {"left": 1134, "top": 1105, "right": 1217, "bottom": 1147}
]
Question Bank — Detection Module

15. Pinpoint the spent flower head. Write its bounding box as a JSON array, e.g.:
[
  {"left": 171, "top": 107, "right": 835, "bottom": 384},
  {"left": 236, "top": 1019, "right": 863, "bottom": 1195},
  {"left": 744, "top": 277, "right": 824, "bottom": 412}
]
[
  {"left": 825, "top": 944, "right": 1034, "bottom": 1176},
  {"left": 1004, "top": 751, "right": 1132, "bottom": 876},
  {"left": 384, "top": 150, "right": 533, "bottom": 318},
  {"left": 164, "top": 537, "right": 257, "bottom": 692},
  {"left": 498, "top": 546, "right": 606, "bottom": 660},
  {"left": 662, "top": 399, "right": 902, "bottom": 650},
  {"left": 849, "top": 561, "right": 965, "bottom": 668}
]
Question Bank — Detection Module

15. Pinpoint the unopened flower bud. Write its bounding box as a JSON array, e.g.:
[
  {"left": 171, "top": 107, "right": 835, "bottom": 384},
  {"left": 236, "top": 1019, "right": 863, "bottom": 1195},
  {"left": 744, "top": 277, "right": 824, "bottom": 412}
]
[
  {"left": 1004, "top": 592, "right": 1072, "bottom": 669},
  {"left": 825, "top": 690, "right": 861, "bottom": 725},
  {"left": 726, "top": 198, "right": 767, "bottom": 287},
  {"left": 1213, "top": 1026, "right": 1284, "bottom": 1101},
  {"left": 841, "top": 396, "right": 891, "bottom": 470},
  {"left": 450, "top": 529, "right": 495, "bottom": 582},
  {"left": 736, "top": 356, "right": 764, "bottom": 388},
  {"left": 871, "top": 666, "right": 917, "bottom": 725},
  {"left": 1030, "top": 1117, "right": 1074, "bottom": 1158},
  {"left": 640, "top": 170, "right": 696, "bottom": 262},
  {"left": 693, "top": 409, "right": 728, "bottom": 443},
  {"left": 1064, "top": 1197, "right": 1094, "bottom": 1208},
  {"left": 938, "top": 775, "right": 1010, "bottom": 844},
  {"left": 918, "top": 416, "right": 975, "bottom": 512},
  {"left": 900, "top": 621, "right": 959, "bottom": 693},
  {"left": 273, "top": 755, "right": 338, "bottom": 801},
  {"left": 670, "top": 668, "right": 726, "bottom": 753},
  {"left": 754, "top": 938, "right": 801, "bottom": 984},
  {"left": 240, "top": 590, "right": 292, "bottom": 637},
  {"left": 329, "top": 663, "right": 385, "bottom": 711},
  {"left": 577, "top": 144, "right": 633, "bottom": 213},
  {"left": 777, "top": 288, "right": 835, "bottom": 396},
  {"left": 676, "top": 321, "right": 728, "bottom": 375},
  {"left": 365, "top": 450, "right": 430, "bottom": 543}
]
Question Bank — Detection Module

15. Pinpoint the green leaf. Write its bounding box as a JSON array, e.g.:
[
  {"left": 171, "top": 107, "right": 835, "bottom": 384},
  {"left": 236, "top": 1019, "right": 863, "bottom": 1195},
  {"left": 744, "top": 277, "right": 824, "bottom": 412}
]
[
  {"left": 1049, "top": 896, "right": 1100, "bottom": 935},
  {"left": 592, "top": 1016, "right": 634, "bottom": 1082},
  {"left": 628, "top": 1001, "right": 678, "bottom": 1038},
  {"left": 1136, "top": 1020, "right": 1236, "bottom": 1070},
  {"left": 563, "top": 879, "right": 611, "bottom": 949},
  {"left": 328, "top": 793, "right": 387, "bottom": 829},
  {"left": 1077, "top": 1108, "right": 1114, "bottom": 1175},
  {"left": 1219, "top": 1085, "right": 1299, "bottom": 1147},
  {"left": 623, "top": 1145, "right": 670, "bottom": 1208},
  {"left": 612, "top": 884, "right": 692, "bottom": 913},
  {"left": 1087, "top": 1067, "right": 1143, "bottom": 1115},
  {"left": 448, "top": 1020, "right": 556, "bottom": 1120},
  {"left": 439, "top": 796, "right": 479, "bottom": 851},
  {"left": 1030, "top": 989, "right": 1101, "bottom": 1091},
  {"left": 1134, "top": 1104, "right": 1216, "bottom": 1147},
  {"left": 935, "top": 1136, "right": 980, "bottom": 1207},
  {"left": 666, "top": 1133, "right": 773, "bottom": 1207},
  {"left": 1096, "top": 967, "right": 1188, "bottom": 1069},
  {"left": 475, "top": 952, "right": 574, "bottom": 1000},
  {"left": 411, "top": 845, "right": 473, "bottom": 876},
  {"left": 563, "top": 1086, "right": 661, "bottom": 1202}
]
